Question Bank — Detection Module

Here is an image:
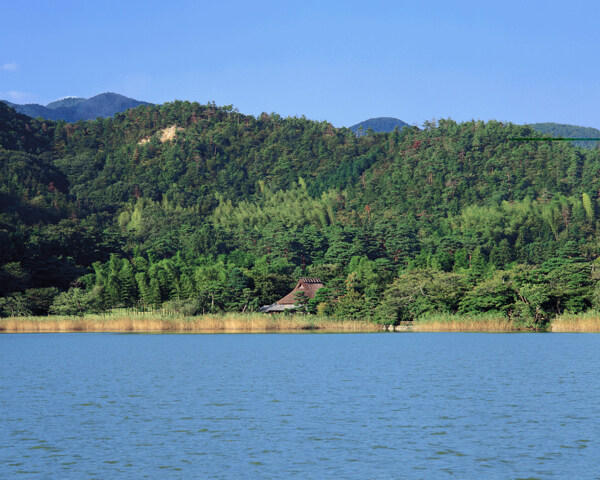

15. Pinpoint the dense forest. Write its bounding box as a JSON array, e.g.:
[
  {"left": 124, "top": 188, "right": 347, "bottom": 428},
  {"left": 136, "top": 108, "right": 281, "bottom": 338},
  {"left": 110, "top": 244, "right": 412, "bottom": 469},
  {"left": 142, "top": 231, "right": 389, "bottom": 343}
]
[{"left": 2, "top": 100, "right": 600, "bottom": 328}]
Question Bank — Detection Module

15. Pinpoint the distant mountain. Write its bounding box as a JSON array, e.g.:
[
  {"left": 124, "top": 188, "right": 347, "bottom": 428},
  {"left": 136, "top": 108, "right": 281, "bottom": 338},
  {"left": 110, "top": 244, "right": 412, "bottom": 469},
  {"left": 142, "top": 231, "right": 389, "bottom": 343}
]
[
  {"left": 529, "top": 123, "right": 600, "bottom": 149},
  {"left": 1, "top": 93, "right": 150, "bottom": 122},
  {"left": 1, "top": 101, "right": 50, "bottom": 119},
  {"left": 46, "top": 97, "right": 87, "bottom": 110},
  {"left": 349, "top": 117, "right": 410, "bottom": 135}
]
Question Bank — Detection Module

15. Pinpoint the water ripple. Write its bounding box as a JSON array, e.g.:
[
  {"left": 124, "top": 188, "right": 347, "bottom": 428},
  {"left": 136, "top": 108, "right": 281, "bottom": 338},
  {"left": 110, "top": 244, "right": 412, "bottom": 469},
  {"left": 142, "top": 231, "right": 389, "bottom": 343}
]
[{"left": 1, "top": 333, "right": 599, "bottom": 479}]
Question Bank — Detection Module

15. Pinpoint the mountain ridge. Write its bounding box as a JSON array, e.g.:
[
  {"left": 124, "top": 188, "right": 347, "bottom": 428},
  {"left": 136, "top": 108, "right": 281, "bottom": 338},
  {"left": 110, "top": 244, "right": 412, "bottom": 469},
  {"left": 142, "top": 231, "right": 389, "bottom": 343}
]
[{"left": 1, "top": 92, "right": 150, "bottom": 122}]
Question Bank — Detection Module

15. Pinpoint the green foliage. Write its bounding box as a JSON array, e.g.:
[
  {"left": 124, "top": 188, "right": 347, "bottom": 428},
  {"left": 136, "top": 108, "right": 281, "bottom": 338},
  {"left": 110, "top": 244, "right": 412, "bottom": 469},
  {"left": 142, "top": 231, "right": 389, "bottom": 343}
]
[
  {"left": 3, "top": 101, "right": 600, "bottom": 328},
  {"left": 24, "top": 287, "right": 60, "bottom": 315},
  {"left": 49, "top": 287, "right": 103, "bottom": 316},
  {"left": 582, "top": 193, "right": 594, "bottom": 223},
  {"left": 162, "top": 298, "right": 201, "bottom": 316},
  {"left": 459, "top": 272, "right": 515, "bottom": 315},
  {"left": 0, "top": 292, "right": 32, "bottom": 317},
  {"left": 374, "top": 270, "right": 467, "bottom": 324},
  {"left": 212, "top": 181, "right": 338, "bottom": 230}
]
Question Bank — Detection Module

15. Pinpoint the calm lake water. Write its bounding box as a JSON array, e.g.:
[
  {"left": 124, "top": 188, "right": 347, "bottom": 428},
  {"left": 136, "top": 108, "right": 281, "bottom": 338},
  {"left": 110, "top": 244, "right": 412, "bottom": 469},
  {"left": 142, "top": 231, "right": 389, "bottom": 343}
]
[{"left": 1, "top": 332, "right": 599, "bottom": 479}]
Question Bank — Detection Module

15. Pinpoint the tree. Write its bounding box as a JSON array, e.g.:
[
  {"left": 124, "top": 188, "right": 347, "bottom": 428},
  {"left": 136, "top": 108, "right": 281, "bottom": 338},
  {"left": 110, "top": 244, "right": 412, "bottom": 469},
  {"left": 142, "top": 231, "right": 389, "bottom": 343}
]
[
  {"left": 374, "top": 270, "right": 467, "bottom": 324},
  {"left": 0, "top": 293, "right": 32, "bottom": 317},
  {"left": 49, "top": 287, "right": 102, "bottom": 316},
  {"left": 148, "top": 277, "right": 162, "bottom": 309},
  {"left": 118, "top": 260, "right": 137, "bottom": 307},
  {"left": 459, "top": 271, "right": 515, "bottom": 315}
]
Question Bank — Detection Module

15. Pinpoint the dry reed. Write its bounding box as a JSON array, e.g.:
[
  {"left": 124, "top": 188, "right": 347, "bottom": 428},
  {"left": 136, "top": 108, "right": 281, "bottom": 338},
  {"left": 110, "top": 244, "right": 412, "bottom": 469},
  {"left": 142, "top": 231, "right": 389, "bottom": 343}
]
[
  {"left": 550, "top": 311, "right": 600, "bottom": 332},
  {"left": 413, "top": 313, "right": 517, "bottom": 332},
  {"left": 0, "top": 313, "right": 383, "bottom": 334}
]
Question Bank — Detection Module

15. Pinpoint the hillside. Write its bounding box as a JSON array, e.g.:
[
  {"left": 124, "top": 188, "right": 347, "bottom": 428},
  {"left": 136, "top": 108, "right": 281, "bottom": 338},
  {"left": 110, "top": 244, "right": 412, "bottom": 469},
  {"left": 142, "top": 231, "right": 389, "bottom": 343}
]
[
  {"left": 349, "top": 117, "right": 410, "bottom": 135},
  {"left": 1, "top": 93, "right": 149, "bottom": 122},
  {"left": 530, "top": 122, "right": 600, "bottom": 149},
  {"left": 1, "top": 101, "right": 600, "bottom": 327}
]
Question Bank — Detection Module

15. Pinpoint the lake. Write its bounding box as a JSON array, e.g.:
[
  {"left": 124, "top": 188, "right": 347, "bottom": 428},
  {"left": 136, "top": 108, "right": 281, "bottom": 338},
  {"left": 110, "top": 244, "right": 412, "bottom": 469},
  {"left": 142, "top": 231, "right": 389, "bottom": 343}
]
[{"left": 1, "top": 332, "right": 599, "bottom": 479}]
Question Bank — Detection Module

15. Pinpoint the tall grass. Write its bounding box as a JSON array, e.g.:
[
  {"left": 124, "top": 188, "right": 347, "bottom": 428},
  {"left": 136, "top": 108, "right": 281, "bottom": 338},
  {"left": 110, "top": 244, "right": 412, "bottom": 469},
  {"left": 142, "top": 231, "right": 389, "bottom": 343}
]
[
  {"left": 551, "top": 311, "right": 600, "bottom": 332},
  {"left": 14, "top": 311, "right": 600, "bottom": 333},
  {"left": 413, "top": 312, "right": 517, "bottom": 332},
  {"left": 0, "top": 313, "right": 383, "bottom": 333}
]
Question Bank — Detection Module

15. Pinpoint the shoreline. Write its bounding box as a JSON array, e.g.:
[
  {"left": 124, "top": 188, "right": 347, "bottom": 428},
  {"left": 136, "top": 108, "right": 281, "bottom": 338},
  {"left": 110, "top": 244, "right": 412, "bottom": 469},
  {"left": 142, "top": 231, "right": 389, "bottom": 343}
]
[
  {"left": 2, "top": 312, "right": 600, "bottom": 333},
  {"left": 0, "top": 313, "right": 384, "bottom": 334}
]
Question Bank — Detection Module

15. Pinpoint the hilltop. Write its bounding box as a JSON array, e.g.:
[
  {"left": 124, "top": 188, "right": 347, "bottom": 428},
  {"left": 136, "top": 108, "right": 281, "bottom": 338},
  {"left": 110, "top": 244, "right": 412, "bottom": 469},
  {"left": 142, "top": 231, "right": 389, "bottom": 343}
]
[{"left": 349, "top": 117, "right": 410, "bottom": 135}]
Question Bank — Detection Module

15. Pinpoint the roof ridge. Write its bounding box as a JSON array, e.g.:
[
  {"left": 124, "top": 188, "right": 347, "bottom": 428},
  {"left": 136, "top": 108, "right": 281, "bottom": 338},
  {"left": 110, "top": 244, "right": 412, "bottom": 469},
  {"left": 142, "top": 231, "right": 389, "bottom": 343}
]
[{"left": 299, "top": 277, "right": 322, "bottom": 283}]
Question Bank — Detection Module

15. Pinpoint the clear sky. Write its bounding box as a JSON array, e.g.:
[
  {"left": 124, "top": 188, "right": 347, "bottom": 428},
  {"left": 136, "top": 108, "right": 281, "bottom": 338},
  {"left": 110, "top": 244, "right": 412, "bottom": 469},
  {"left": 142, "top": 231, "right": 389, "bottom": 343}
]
[{"left": 1, "top": 0, "right": 599, "bottom": 128}]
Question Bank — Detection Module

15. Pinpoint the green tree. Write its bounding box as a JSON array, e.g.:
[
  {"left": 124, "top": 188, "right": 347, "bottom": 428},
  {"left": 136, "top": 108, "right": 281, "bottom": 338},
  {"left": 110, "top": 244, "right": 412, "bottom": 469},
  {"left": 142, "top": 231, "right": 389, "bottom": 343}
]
[
  {"left": 49, "top": 287, "right": 102, "bottom": 316},
  {"left": 148, "top": 277, "right": 162, "bottom": 309},
  {"left": 374, "top": 270, "right": 466, "bottom": 324},
  {"left": 118, "top": 260, "right": 137, "bottom": 307},
  {"left": 0, "top": 293, "right": 32, "bottom": 317}
]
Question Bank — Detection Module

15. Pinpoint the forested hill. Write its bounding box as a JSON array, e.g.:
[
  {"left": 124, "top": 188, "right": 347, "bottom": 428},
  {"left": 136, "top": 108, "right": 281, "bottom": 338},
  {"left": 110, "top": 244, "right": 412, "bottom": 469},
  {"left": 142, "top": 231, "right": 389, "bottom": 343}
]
[
  {"left": 1, "top": 93, "right": 149, "bottom": 122},
  {"left": 2, "top": 100, "right": 600, "bottom": 327},
  {"left": 529, "top": 122, "right": 600, "bottom": 149}
]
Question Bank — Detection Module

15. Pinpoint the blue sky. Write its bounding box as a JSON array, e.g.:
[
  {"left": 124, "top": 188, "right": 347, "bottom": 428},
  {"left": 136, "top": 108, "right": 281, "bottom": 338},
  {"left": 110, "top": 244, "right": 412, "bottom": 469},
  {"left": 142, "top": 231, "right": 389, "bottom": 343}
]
[{"left": 1, "top": 0, "right": 599, "bottom": 128}]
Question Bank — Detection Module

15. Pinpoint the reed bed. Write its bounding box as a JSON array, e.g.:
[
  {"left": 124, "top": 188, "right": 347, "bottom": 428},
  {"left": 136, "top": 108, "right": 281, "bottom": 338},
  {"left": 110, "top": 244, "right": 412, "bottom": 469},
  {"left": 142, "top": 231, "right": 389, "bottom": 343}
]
[
  {"left": 0, "top": 313, "right": 383, "bottom": 333},
  {"left": 413, "top": 313, "right": 517, "bottom": 332},
  {"left": 550, "top": 311, "right": 600, "bottom": 332}
]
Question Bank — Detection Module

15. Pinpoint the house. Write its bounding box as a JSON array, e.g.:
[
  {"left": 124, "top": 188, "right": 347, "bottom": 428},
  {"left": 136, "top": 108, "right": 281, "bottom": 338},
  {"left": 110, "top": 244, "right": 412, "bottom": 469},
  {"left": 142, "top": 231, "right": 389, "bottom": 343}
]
[{"left": 259, "top": 278, "right": 325, "bottom": 313}]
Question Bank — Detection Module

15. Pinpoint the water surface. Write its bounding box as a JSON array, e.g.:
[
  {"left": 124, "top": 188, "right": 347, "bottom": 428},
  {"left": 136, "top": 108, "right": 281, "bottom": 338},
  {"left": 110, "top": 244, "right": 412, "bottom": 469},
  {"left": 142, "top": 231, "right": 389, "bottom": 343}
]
[{"left": 1, "top": 333, "right": 599, "bottom": 479}]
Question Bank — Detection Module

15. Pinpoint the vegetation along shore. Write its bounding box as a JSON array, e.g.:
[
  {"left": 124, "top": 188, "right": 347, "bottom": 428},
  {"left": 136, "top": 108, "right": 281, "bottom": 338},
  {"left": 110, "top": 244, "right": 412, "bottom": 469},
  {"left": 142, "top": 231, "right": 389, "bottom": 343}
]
[
  {"left": 2, "top": 312, "right": 600, "bottom": 333},
  {"left": 0, "top": 313, "right": 382, "bottom": 334},
  {"left": 4, "top": 101, "right": 600, "bottom": 328}
]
